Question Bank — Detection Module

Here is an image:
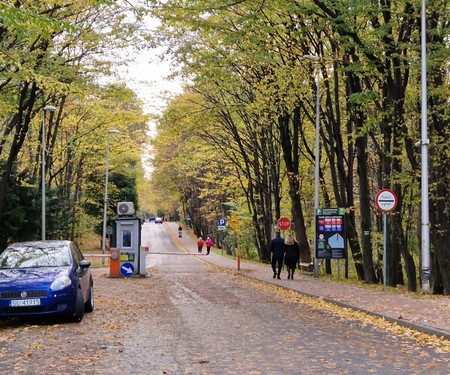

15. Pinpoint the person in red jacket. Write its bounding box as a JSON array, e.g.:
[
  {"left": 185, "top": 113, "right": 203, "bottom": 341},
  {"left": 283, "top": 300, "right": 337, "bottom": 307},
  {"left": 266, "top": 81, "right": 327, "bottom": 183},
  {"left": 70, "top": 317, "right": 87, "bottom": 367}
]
[
  {"left": 197, "top": 237, "right": 204, "bottom": 253},
  {"left": 205, "top": 237, "right": 213, "bottom": 255}
]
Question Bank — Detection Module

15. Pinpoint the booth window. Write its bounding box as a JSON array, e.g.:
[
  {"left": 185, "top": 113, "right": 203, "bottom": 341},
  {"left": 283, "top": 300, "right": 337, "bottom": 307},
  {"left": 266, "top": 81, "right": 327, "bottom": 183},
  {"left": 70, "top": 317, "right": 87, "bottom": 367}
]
[{"left": 122, "top": 230, "right": 132, "bottom": 248}]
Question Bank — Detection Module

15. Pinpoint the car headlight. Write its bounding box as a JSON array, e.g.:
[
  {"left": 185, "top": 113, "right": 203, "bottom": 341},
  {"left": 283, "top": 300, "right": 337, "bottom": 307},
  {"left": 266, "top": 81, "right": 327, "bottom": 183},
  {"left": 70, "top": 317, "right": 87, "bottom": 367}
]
[{"left": 50, "top": 276, "right": 72, "bottom": 291}]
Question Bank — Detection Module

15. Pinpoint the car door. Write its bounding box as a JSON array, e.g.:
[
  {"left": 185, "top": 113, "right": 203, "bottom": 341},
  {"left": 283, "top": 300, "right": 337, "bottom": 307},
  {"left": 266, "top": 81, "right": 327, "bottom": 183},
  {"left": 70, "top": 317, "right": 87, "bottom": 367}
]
[{"left": 70, "top": 242, "right": 91, "bottom": 301}]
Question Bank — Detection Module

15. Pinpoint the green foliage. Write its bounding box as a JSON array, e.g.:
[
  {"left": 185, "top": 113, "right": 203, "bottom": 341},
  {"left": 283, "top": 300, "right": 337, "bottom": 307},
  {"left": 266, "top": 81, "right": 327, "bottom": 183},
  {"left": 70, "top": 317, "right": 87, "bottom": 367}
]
[
  {"left": 0, "top": 1, "right": 150, "bottom": 245},
  {"left": 147, "top": 0, "right": 450, "bottom": 293},
  {"left": 0, "top": 167, "right": 40, "bottom": 250}
]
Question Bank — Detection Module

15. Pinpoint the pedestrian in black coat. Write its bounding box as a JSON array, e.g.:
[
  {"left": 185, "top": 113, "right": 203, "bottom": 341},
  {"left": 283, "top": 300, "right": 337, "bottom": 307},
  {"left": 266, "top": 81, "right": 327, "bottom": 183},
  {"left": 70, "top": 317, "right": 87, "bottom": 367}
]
[
  {"left": 283, "top": 233, "right": 300, "bottom": 279},
  {"left": 269, "top": 231, "right": 285, "bottom": 279}
]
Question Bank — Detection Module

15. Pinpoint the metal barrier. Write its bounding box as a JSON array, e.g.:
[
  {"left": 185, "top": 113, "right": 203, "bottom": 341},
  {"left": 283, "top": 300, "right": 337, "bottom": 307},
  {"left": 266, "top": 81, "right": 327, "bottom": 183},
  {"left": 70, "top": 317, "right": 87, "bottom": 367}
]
[{"left": 147, "top": 252, "right": 207, "bottom": 256}]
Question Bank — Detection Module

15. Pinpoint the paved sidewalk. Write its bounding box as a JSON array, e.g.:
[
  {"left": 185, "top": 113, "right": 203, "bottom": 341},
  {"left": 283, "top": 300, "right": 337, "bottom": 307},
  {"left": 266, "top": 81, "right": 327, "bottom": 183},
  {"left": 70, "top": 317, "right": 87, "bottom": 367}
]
[{"left": 167, "top": 222, "right": 449, "bottom": 339}]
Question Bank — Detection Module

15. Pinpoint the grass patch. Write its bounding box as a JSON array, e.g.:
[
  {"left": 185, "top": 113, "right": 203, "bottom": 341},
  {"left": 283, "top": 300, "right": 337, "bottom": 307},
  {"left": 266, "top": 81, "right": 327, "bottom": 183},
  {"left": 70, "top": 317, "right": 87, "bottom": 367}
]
[{"left": 77, "top": 233, "right": 108, "bottom": 268}]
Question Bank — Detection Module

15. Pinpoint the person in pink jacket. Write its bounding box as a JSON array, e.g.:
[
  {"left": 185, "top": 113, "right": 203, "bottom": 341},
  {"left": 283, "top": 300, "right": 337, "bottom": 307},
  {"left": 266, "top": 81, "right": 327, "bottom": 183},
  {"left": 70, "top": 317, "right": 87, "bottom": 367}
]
[{"left": 205, "top": 237, "right": 213, "bottom": 255}]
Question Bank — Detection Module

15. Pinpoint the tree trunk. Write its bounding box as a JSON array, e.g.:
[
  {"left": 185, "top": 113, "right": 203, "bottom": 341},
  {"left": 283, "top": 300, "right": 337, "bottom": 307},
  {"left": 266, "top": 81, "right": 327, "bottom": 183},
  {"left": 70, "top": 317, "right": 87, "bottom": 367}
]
[
  {"left": 278, "top": 111, "right": 311, "bottom": 264},
  {"left": 355, "top": 131, "right": 377, "bottom": 283},
  {"left": 0, "top": 82, "right": 38, "bottom": 215}
]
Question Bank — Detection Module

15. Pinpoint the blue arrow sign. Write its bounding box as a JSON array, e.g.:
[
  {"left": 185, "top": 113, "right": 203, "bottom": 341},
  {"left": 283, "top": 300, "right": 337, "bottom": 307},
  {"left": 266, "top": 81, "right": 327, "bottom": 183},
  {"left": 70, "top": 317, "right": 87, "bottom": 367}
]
[{"left": 120, "top": 262, "right": 135, "bottom": 277}]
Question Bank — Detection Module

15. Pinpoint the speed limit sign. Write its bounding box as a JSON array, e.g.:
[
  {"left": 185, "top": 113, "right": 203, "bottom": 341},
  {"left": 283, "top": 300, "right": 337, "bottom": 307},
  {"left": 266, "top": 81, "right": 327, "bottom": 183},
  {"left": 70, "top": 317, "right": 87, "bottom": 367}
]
[{"left": 376, "top": 189, "right": 397, "bottom": 213}]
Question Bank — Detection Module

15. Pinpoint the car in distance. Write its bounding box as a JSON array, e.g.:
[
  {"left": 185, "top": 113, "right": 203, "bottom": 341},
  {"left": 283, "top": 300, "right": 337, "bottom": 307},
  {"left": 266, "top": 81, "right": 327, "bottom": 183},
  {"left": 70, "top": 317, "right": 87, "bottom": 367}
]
[
  {"left": 155, "top": 217, "right": 163, "bottom": 224},
  {"left": 0, "top": 240, "right": 94, "bottom": 322}
]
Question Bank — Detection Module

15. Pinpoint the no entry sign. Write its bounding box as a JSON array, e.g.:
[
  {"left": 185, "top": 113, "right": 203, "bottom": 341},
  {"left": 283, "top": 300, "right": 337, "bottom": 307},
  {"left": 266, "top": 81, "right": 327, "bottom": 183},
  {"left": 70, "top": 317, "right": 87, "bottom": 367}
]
[
  {"left": 277, "top": 217, "right": 291, "bottom": 231},
  {"left": 376, "top": 189, "right": 398, "bottom": 213}
]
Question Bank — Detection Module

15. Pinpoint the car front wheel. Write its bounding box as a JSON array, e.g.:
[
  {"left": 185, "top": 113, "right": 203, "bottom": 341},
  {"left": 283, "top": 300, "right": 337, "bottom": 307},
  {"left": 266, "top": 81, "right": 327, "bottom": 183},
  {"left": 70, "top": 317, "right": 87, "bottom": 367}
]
[
  {"left": 84, "top": 281, "right": 94, "bottom": 313},
  {"left": 71, "top": 288, "right": 85, "bottom": 323}
]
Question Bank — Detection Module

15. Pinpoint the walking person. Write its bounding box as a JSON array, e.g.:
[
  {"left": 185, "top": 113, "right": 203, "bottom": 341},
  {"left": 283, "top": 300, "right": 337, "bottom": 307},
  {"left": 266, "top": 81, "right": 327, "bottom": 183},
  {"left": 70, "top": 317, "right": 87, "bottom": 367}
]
[
  {"left": 205, "top": 237, "right": 213, "bottom": 255},
  {"left": 178, "top": 225, "right": 183, "bottom": 238},
  {"left": 197, "top": 237, "right": 204, "bottom": 253},
  {"left": 269, "top": 231, "right": 285, "bottom": 279},
  {"left": 283, "top": 233, "right": 300, "bottom": 279}
]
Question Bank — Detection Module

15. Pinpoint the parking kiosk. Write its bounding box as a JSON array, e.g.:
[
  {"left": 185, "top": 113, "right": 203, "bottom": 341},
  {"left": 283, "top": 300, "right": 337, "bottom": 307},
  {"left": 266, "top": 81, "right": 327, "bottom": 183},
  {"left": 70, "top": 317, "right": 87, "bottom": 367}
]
[{"left": 108, "top": 202, "right": 147, "bottom": 277}]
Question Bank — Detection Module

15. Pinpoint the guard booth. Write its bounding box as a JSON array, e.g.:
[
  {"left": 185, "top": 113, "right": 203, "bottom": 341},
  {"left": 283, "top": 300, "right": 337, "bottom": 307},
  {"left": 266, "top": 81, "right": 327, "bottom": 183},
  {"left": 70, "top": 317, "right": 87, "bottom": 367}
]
[{"left": 108, "top": 202, "right": 148, "bottom": 277}]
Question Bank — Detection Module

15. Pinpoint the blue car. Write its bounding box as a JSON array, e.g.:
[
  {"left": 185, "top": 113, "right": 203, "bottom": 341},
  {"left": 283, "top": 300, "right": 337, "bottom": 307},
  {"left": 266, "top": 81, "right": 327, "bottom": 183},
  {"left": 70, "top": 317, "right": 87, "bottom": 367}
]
[{"left": 0, "top": 240, "right": 94, "bottom": 322}]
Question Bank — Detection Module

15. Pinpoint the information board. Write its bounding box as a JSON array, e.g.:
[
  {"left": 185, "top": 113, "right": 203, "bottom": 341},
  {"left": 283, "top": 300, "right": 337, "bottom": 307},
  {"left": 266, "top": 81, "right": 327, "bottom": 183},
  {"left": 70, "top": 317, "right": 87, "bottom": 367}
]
[{"left": 315, "top": 208, "right": 346, "bottom": 259}]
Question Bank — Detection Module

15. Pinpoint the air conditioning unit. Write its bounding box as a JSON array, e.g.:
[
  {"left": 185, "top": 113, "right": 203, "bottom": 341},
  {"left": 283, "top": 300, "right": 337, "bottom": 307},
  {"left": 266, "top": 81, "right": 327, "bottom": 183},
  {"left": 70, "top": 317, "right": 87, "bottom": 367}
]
[{"left": 117, "top": 202, "right": 135, "bottom": 216}]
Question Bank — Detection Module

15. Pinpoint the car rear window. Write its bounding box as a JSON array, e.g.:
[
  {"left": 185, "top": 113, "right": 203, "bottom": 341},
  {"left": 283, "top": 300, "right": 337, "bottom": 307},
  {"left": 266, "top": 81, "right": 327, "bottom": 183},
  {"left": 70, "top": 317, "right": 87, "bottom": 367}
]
[{"left": 0, "top": 246, "right": 72, "bottom": 269}]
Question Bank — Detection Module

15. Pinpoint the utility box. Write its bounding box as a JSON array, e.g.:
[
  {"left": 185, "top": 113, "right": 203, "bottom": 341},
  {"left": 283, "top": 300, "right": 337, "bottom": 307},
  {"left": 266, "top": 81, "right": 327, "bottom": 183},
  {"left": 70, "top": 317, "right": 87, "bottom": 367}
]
[{"left": 108, "top": 202, "right": 147, "bottom": 277}]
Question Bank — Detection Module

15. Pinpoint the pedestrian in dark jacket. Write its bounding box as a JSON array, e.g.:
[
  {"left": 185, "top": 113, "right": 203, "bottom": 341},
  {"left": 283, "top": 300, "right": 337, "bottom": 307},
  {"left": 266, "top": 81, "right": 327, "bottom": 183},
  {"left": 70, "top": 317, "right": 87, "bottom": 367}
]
[
  {"left": 283, "top": 233, "right": 300, "bottom": 279},
  {"left": 269, "top": 231, "right": 285, "bottom": 279}
]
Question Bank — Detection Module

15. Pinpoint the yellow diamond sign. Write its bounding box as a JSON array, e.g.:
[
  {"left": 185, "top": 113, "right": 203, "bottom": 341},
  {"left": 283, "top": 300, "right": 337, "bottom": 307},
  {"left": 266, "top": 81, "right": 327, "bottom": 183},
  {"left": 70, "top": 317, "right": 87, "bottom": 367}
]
[{"left": 229, "top": 216, "right": 239, "bottom": 228}]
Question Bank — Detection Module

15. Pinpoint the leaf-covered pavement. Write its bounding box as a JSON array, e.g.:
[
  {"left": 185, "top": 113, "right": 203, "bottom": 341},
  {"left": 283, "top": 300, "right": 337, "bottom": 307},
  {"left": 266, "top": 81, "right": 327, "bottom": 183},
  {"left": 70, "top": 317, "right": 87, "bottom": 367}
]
[{"left": 0, "top": 261, "right": 448, "bottom": 374}]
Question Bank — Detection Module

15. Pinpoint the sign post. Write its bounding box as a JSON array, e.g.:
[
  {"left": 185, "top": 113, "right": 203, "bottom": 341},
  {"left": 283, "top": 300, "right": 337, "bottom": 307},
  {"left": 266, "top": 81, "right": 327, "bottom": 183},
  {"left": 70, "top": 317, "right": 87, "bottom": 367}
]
[
  {"left": 229, "top": 216, "right": 239, "bottom": 270},
  {"left": 376, "top": 189, "right": 398, "bottom": 291}
]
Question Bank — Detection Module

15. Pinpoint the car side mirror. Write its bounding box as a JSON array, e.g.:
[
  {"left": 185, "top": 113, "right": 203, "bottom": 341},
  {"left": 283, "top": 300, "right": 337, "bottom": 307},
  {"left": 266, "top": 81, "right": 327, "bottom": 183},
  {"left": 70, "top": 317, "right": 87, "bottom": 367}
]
[{"left": 80, "top": 260, "right": 91, "bottom": 269}]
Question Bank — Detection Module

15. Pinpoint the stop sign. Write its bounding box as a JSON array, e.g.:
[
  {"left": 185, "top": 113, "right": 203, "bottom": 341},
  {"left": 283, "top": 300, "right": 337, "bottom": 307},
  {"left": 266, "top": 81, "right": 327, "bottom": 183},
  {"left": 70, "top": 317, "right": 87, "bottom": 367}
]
[{"left": 277, "top": 217, "right": 291, "bottom": 231}]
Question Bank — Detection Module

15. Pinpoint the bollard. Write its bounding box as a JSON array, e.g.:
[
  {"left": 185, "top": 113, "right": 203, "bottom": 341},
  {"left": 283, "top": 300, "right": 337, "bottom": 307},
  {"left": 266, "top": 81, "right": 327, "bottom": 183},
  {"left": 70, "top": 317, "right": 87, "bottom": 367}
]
[
  {"left": 237, "top": 255, "right": 240, "bottom": 270},
  {"left": 109, "top": 249, "right": 120, "bottom": 278}
]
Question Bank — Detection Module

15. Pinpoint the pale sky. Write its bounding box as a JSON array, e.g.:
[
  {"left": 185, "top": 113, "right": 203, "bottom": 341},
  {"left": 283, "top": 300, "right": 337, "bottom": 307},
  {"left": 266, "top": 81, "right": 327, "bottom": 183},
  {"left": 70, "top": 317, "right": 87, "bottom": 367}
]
[
  {"left": 108, "top": 11, "right": 185, "bottom": 178},
  {"left": 115, "top": 44, "right": 184, "bottom": 178}
]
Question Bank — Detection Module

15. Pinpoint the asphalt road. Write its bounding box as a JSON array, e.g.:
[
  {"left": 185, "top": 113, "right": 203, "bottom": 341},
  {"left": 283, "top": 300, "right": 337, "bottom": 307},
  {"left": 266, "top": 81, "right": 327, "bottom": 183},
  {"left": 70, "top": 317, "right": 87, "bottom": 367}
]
[{"left": 0, "top": 222, "right": 448, "bottom": 374}]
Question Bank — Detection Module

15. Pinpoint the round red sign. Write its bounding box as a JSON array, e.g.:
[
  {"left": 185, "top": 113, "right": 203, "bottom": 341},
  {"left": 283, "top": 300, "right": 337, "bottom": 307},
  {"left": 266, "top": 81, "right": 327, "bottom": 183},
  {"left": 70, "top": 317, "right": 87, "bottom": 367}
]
[
  {"left": 375, "top": 189, "right": 398, "bottom": 213},
  {"left": 277, "top": 217, "right": 291, "bottom": 231}
]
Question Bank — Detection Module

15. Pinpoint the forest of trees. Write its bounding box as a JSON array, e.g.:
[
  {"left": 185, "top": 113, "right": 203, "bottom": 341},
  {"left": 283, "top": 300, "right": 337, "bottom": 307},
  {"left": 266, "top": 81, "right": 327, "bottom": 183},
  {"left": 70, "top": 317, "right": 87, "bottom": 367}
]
[
  {"left": 148, "top": 0, "right": 449, "bottom": 294},
  {"left": 0, "top": 1, "right": 150, "bottom": 249}
]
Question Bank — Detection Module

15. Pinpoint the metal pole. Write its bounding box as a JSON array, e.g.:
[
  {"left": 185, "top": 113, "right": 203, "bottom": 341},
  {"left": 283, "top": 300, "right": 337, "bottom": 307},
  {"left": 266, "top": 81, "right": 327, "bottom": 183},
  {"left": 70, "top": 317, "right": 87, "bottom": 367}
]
[
  {"left": 313, "top": 72, "right": 320, "bottom": 278},
  {"left": 102, "top": 130, "right": 120, "bottom": 263},
  {"left": 383, "top": 213, "right": 387, "bottom": 291},
  {"left": 42, "top": 111, "right": 46, "bottom": 241},
  {"left": 420, "top": 0, "right": 430, "bottom": 293},
  {"left": 41, "top": 106, "right": 56, "bottom": 241}
]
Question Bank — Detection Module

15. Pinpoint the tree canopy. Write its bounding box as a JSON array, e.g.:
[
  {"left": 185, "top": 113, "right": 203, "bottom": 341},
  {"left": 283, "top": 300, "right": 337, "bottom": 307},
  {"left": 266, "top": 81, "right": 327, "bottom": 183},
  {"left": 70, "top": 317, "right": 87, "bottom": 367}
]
[
  {"left": 0, "top": 0, "right": 150, "bottom": 247},
  {"left": 147, "top": 0, "right": 449, "bottom": 294}
]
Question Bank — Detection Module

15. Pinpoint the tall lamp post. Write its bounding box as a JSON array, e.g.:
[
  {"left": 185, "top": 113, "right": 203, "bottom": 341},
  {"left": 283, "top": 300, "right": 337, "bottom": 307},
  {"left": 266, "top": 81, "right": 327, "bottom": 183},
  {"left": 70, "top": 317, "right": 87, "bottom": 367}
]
[
  {"left": 420, "top": 0, "right": 430, "bottom": 293},
  {"left": 102, "top": 130, "right": 120, "bottom": 263},
  {"left": 302, "top": 54, "right": 321, "bottom": 278},
  {"left": 42, "top": 105, "right": 57, "bottom": 241}
]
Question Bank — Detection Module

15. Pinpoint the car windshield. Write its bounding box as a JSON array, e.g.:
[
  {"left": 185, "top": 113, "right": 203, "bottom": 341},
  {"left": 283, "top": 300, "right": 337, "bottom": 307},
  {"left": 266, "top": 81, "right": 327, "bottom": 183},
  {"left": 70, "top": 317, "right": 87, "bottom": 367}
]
[{"left": 0, "top": 245, "right": 71, "bottom": 269}]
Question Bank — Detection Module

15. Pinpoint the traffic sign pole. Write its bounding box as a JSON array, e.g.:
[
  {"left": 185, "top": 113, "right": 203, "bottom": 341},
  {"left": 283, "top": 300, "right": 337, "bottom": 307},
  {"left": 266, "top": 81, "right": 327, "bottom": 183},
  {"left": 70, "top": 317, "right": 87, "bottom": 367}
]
[
  {"left": 383, "top": 213, "right": 387, "bottom": 291},
  {"left": 376, "top": 189, "right": 397, "bottom": 291}
]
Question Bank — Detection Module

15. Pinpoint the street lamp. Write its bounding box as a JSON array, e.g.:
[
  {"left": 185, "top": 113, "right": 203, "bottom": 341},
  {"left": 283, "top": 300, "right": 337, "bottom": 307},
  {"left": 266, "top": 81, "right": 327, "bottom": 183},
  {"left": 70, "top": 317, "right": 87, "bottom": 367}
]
[
  {"left": 420, "top": 0, "right": 430, "bottom": 293},
  {"left": 102, "top": 130, "right": 121, "bottom": 262},
  {"left": 301, "top": 54, "right": 321, "bottom": 278},
  {"left": 42, "top": 105, "right": 57, "bottom": 241}
]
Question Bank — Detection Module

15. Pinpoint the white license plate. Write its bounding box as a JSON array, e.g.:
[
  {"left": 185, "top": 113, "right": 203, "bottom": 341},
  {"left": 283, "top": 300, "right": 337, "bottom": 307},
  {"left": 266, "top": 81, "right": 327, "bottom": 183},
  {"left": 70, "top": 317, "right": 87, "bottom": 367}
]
[{"left": 10, "top": 299, "right": 41, "bottom": 307}]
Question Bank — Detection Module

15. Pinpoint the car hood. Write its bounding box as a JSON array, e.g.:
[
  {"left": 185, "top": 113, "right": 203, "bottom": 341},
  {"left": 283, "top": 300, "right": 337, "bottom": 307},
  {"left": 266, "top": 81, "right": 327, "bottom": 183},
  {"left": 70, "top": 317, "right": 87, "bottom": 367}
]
[{"left": 0, "top": 267, "right": 71, "bottom": 289}]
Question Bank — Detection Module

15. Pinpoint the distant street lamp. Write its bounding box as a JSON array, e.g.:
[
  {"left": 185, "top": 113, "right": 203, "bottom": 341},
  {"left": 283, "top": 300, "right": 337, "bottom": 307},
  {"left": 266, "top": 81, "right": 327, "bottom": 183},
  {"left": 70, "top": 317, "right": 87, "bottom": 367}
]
[
  {"left": 102, "top": 130, "right": 120, "bottom": 263},
  {"left": 42, "top": 105, "right": 57, "bottom": 240},
  {"left": 301, "top": 54, "right": 321, "bottom": 278}
]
